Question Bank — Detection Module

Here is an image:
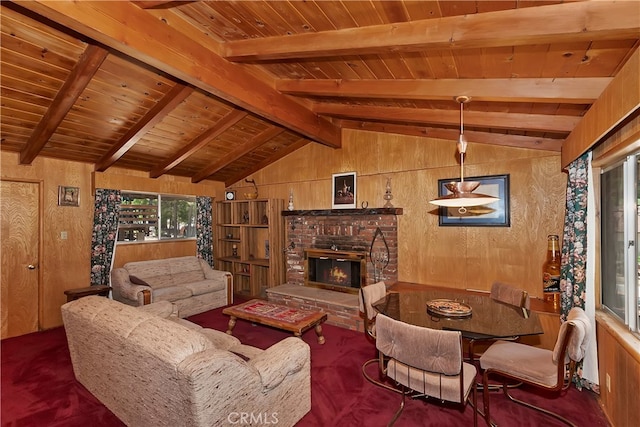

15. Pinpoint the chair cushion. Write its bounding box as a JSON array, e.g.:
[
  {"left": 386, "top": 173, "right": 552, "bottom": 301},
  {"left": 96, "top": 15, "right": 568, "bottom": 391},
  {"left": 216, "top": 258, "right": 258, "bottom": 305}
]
[
  {"left": 376, "top": 314, "right": 462, "bottom": 375},
  {"left": 490, "top": 281, "right": 530, "bottom": 309},
  {"left": 359, "top": 281, "right": 386, "bottom": 320},
  {"left": 480, "top": 340, "right": 558, "bottom": 387},
  {"left": 387, "top": 359, "right": 476, "bottom": 403}
]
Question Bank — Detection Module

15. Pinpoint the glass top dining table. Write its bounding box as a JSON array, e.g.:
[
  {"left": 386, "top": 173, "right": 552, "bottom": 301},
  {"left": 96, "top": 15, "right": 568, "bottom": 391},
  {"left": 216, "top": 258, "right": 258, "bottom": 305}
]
[{"left": 372, "top": 288, "right": 543, "bottom": 340}]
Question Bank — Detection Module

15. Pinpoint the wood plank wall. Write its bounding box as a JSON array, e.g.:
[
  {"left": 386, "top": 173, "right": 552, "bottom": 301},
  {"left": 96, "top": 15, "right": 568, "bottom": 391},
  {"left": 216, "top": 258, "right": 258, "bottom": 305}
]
[
  {"left": 233, "top": 129, "right": 567, "bottom": 299},
  {"left": 0, "top": 152, "right": 223, "bottom": 328}
]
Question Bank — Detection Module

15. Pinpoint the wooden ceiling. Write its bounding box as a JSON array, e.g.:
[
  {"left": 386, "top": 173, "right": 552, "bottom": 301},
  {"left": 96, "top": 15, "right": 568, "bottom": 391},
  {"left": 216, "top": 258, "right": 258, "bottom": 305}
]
[{"left": 1, "top": 1, "right": 638, "bottom": 185}]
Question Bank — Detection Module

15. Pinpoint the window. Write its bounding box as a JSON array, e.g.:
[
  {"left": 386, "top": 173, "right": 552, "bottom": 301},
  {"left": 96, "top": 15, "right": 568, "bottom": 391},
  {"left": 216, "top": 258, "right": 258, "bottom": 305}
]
[
  {"left": 118, "top": 192, "right": 196, "bottom": 242},
  {"left": 601, "top": 153, "right": 639, "bottom": 334}
]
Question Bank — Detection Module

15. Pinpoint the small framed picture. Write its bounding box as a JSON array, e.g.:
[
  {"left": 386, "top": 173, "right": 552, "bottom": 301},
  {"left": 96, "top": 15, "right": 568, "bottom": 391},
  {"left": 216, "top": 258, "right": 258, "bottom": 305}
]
[
  {"left": 58, "top": 186, "right": 80, "bottom": 207},
  {"left": 332, "top": 172, "right": 357, "bottom": 209},
  {"left": 437, "top": 174, "right": 510, "bottom": 227}
]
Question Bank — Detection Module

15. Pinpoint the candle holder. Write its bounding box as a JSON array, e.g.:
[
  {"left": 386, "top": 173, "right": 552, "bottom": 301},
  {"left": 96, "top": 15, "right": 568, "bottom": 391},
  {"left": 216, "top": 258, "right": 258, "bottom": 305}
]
[
  {"left": 383, "top": 178, "right": 394, "bottom": 208},
  {"left": 288, "top": 188, "right": 295, "bottom": 211}
]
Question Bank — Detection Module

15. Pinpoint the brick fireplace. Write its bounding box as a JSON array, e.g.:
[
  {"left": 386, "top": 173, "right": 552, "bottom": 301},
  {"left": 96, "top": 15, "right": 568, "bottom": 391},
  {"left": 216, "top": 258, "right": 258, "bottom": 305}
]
[{"left": 266, "top": 208, "right": 402, "bottom": 331}]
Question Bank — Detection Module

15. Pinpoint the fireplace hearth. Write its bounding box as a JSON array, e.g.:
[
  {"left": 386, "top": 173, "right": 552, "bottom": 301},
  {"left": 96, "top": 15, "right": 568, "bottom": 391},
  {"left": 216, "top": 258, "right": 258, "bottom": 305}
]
[{"left": 305, "top": 249, "right": 366, "bottom": 294}]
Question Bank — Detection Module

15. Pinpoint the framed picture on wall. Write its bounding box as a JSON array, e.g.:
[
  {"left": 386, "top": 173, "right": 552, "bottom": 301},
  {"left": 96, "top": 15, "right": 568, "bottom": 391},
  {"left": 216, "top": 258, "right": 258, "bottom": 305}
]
[
  {"left": 58, "top": 186, "right": 80, "bottom": 207},
  {"left": 437, "top": 174, "right": 510, "bottom": 227},
  {"left": 332, "top": 172, "right": 357, "bottom": 209}
]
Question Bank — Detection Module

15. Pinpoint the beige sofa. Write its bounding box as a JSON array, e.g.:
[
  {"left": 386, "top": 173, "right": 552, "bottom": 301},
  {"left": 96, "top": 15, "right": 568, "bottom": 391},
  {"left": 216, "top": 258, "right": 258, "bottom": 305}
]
[
  {"left": 62, "top": 296, "right": 311, "bottom": 427},
  {"left": 111, "top": 256, "right": 232, "bottom": 317}
]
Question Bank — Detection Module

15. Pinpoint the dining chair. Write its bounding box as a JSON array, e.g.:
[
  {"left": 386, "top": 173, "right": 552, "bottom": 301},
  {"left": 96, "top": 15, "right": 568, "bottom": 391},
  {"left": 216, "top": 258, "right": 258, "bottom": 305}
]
[
  {"left": 490, "top": 281, "right": 530, "bottom": 317},
  {"left": 375, "top": 313, "right": 478, "bottom": 427},
  {"left": 467, "top": 281, "right": 530, "bottom": 363},
  {"left": 479, "top": 307, "right": 591, "bottom": 427},
  {"left": 360, "top": 281, "right": 401, "bottom": 393},
  {"left": 359, "top": 280, "right": 387, "bottom": 341}
]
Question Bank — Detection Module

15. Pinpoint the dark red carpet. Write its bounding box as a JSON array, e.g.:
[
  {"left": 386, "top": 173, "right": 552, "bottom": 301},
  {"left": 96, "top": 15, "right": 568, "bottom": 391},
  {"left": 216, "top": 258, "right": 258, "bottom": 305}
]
[{"left": 2, "top": 302, "right": 610, "bottom": 426}]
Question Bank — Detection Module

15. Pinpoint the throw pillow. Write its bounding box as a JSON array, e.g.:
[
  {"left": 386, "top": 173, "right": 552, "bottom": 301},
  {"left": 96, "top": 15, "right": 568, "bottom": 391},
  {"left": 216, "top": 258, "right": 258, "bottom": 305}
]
[{"left": 129, "top": 275, "right": 150, "bottom": 286}]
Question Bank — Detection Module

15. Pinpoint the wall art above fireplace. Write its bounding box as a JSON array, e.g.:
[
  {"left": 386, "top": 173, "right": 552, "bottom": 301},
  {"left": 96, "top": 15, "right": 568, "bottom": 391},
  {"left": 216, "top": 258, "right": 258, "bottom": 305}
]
[{"left": 332, "top": 172, "right": 356, "bottom": 209}]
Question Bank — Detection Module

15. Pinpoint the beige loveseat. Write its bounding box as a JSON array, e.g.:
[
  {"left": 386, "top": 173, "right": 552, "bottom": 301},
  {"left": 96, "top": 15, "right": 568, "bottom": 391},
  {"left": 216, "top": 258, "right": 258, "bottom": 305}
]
[
  {"left": 111, "top": 256, "right": 231, "bottom": 317},
  {"left": 62, "top": 296, "right": 311, "bottom": 427}
]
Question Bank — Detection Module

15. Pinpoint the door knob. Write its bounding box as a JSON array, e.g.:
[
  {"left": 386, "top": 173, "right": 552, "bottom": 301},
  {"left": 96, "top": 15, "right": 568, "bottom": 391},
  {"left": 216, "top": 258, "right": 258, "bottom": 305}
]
[{"left": 27, "top": 264, "right": 37, "bottom": 270}]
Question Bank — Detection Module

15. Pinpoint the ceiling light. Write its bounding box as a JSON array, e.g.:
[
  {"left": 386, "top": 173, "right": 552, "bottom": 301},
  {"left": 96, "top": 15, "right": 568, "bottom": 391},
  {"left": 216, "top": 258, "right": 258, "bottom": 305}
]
[{"left": 429, "top": 96, "right": 499, "bottom": 213}]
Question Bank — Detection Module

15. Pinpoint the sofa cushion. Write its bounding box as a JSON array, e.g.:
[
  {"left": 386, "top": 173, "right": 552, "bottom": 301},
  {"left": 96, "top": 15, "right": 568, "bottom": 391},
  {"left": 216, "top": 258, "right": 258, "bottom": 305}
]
[
  {"left": 183, "top": 279, "right": 226, "bottom": 296},
  {"left": 124, "top": 260, "right": 175, "bottom": 289},
  {"left": 152, "top": 286, "right": 192, "bottom": 302},
  {"left": 144, "top": 275, "right": 178, "bottom": 289},
  {"left": 170, "top": 257, "right": 206, "bottom": 286},
  {"left": 173, "top": 270, "right": 206, "bottom": 285},
  {"left": 125, "top": 259, "right": 172, "bottom": 279}
]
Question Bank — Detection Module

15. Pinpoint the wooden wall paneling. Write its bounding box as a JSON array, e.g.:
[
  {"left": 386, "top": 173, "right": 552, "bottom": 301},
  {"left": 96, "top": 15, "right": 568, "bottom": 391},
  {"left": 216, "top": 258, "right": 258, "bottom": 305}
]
[
  {"left": 246, "top": 129, "right": 566, "bottom": 298},
  {"left": 93, "top": 169, "right": 221, "bottom": 198},
  {"left": 596, "top": 316, "right": 640, "bottom": 426},
  {"left": 592, "top": 113, "right": 640, "bottom": 166}
]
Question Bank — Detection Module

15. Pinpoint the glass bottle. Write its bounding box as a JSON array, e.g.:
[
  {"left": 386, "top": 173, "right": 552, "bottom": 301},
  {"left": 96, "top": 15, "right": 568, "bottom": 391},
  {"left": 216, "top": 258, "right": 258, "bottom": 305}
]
[{"left": 542, "top": 234, "right": 561, "bottom": 307}]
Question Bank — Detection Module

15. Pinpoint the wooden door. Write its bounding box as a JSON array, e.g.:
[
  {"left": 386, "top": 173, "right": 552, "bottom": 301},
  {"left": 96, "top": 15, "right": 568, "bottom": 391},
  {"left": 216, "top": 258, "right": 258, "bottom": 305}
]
[{"left": 1, "top": 180, "right": 40, "bottom": 339}]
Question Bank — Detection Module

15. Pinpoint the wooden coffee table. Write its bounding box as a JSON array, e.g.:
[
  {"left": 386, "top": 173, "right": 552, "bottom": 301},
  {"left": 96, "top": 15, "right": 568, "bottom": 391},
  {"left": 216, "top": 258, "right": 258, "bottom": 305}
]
[{"left": 223, "top": 299, "right": 327, "bottom": 344}]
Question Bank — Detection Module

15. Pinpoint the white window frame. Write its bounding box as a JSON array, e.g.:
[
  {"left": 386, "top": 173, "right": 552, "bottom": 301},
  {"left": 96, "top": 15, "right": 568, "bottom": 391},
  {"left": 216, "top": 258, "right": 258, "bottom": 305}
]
[{"left": 600, "top": 152, "right": 639, "bottom": 335}]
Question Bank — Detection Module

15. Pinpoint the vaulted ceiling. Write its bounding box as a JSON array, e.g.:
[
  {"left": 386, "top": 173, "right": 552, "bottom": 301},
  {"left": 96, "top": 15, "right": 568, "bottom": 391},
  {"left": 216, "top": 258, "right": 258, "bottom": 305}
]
[{"left": 1, "top": 1, "right": 638, "bottom": 185}]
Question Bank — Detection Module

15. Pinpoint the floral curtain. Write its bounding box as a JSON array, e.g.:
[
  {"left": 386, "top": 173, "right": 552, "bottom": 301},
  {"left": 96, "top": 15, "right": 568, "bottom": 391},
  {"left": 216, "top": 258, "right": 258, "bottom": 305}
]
[
  {"left": 196, "top": 196, "right": 213, "bottom": 266},
  {"left": 560, "top": 152, "right": 598, "bottom": 391},
  {"left": 90, "top": 188, "right": 121, "bottom": 286}
]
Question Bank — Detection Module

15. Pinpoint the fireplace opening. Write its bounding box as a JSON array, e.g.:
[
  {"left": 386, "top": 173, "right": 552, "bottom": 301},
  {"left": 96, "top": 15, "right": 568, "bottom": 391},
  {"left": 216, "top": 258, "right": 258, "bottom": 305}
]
[{"left": 304, "top": 249, "right": 366, "bottom": 294}]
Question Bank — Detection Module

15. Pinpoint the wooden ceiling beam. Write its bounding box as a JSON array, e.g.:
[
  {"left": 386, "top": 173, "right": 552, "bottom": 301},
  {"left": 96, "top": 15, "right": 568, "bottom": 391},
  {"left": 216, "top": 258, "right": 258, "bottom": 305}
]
[
  {"left": 95, "top": 83, "right": 193, "bottom": 172},
  {"left": 278, "top": 78, "right": 611, "bottom": 104},
  {"left": 149, "top": 109, "right": 247, "bottom": 178},
  {"left": 131, "top": 1, "right": 195, "bottom": 8},
  {"left": 192, "top": 126, "right": 285, "bottom": 183},
  {"left": 314, "top": 103, "right": 579, "bottom": 133},
  {"left": 18, "top": 0, "right": 341, "bottom": 149},
  {"left": 19, "top": 44, "right": 108, "bottom": 164},
  {"left": 224, "top": 138, "right": 311, "bottom": 187},
  {"left": 224, "top": 1, "right": 639, "bottom": 61},
  {"left": 338, "top": 120, "right": 563, "bottom": 152}
]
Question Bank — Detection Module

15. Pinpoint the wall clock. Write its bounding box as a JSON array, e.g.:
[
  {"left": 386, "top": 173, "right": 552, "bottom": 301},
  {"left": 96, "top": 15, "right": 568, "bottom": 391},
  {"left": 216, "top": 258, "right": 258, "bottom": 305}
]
[{"left": 225, "top": 190, "right": 236, "bottom": 200}]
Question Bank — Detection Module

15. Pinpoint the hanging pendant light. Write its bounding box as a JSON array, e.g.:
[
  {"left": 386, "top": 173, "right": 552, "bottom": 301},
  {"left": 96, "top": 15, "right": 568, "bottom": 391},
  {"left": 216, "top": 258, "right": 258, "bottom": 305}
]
[{"left": 429, "top": 96, "right": 499, "bottom": 213}]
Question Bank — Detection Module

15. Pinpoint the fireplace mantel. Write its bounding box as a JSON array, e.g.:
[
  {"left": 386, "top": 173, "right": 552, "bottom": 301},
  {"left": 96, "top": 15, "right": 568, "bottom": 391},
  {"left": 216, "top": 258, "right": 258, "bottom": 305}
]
[{"left": 282, "top": 208, "right": 403, "bottom": 216}]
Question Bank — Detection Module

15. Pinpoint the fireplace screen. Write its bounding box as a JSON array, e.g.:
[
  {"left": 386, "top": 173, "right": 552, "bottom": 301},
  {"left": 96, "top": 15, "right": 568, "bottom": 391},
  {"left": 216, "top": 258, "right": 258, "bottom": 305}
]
[{"left": 304, "top": 250, "right": 366, "bottom": 294}]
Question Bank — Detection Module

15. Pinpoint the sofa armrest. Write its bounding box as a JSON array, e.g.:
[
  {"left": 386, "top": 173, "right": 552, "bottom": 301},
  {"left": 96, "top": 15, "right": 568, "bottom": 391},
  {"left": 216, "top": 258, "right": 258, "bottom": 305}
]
[
  {"left": 249, "top": 337, "right": 310, "bottom": 390},
  {"left": 198, "top": 259, "right": 233, "bottom": 304},
  {"left": 198, "top": 258, "right": 231, "bottom": 281},
  {"left": 111, "top": 268, "right": 152, "bottom": 305}
]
